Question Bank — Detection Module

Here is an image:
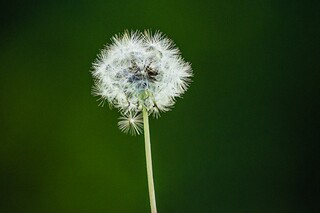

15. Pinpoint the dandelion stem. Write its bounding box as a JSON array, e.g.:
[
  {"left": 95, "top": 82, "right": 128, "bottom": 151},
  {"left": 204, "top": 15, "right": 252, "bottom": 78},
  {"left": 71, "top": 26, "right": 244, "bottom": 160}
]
[{"left": 143, "top": 107, "right": 158, "bottom": 213}]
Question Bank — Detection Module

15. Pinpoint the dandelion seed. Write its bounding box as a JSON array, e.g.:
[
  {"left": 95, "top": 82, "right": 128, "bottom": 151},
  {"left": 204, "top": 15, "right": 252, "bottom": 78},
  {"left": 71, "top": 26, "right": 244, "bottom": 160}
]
[{"left": 118, "top": 111, "right": 143, "bottom": 135}]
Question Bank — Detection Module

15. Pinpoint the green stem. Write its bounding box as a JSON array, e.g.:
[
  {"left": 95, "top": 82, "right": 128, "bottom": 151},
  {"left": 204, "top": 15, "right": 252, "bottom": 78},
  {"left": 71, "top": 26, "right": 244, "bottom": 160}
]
[{"left": 143, "top": 107, "right": 158, "bottom": 213}]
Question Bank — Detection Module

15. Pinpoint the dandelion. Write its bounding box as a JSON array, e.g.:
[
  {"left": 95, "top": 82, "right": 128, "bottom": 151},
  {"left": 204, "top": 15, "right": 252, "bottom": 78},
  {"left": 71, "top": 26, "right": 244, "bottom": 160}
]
[{"left": 91, "top": 30, "right": 192, "bottom": 213}]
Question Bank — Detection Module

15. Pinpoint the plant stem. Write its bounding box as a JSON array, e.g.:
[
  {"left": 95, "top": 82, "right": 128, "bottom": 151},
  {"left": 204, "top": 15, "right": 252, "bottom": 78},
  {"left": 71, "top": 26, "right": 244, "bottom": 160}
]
[{"left": 143, "top": 107, "right": 158, "bottom": 213}]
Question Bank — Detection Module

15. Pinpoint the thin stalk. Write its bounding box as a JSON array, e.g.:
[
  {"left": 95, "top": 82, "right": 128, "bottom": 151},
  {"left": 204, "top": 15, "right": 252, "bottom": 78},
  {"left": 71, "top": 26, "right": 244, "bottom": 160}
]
[{"left": 143, "top": 107, "right": 157, "bottom": 213}]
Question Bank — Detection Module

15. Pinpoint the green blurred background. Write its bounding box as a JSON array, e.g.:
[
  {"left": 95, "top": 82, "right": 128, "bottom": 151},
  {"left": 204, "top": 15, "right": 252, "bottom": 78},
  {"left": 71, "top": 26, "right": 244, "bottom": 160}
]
[{"left": 1, "top": 0, "right": 319, "bottom": 212}]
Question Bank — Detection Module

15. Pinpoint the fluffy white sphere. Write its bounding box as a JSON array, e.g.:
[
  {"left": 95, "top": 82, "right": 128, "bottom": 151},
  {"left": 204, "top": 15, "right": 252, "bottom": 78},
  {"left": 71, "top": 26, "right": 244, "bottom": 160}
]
[{"left": 92, "top": 30, "right": 192, "bottom": 117}]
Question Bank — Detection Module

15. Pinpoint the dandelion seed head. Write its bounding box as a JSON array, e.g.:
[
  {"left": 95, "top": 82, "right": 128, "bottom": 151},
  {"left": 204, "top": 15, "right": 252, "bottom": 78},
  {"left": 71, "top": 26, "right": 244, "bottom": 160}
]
[{"left": 92, "top": 30, "right": 193, "bottom": 117}]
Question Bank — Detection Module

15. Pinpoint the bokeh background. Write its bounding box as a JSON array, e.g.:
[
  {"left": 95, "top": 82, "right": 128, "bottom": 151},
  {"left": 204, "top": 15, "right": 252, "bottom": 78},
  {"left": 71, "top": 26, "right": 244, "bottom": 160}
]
[{"left": 1, "top": 0, "right": 319, "bottom": 212}]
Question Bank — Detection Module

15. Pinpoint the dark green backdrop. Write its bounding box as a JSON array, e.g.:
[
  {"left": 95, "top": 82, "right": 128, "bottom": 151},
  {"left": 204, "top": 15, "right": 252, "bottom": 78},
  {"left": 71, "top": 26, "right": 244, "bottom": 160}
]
[{"left": 1, "top": 0, "right": 319, "bottom": 212}]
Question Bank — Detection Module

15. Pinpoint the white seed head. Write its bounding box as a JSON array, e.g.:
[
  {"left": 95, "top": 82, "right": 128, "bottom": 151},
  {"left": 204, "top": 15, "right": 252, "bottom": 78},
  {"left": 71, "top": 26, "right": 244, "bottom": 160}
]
[
  {"left": 91, "top": 30, "right": 192, "bottom": 135},
  {"left": 92, "top": 30, "right": 192, "bottom": 113}
]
